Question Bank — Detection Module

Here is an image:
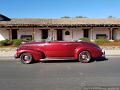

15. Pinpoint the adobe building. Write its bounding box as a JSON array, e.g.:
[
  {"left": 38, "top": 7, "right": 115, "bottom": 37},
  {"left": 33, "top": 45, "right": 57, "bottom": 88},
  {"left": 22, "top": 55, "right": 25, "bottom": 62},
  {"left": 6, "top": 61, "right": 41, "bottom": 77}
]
[{"left": 0, "top": 14, "right": 120, "bottom": 41}]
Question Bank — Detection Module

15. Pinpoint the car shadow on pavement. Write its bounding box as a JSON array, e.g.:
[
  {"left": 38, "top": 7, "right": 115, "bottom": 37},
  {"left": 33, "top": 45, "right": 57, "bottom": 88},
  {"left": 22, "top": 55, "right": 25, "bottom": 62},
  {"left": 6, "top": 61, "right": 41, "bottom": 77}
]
[
  {"left": 34, "top": 57, "right": 108, "bottom": 64},
  {"left": 94, "top": 56, "right": 108, "bottom": 62},
  {"left": 40, "top": 60, "right": 78, "bottom": 63}
]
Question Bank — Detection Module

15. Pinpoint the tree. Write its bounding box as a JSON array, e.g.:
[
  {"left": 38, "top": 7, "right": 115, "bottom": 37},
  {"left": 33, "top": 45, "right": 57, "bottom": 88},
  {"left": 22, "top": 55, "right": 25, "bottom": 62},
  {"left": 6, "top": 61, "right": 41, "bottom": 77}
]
[
  {"left": 75, "top": 16, "right": 87, "bottom": 18},
  {"left": 61, "top": 16, "right": 70, "bottom": 18},
  {"left": 107, "top": 16, "right": 115, "bottom": 18}
]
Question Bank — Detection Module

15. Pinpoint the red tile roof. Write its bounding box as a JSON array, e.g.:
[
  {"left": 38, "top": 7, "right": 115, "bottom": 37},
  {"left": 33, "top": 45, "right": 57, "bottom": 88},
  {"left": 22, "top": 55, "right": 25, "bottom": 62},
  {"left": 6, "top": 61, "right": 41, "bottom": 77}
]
[{"left": 1, "top": 18, "right": 120, "bottom": 26}]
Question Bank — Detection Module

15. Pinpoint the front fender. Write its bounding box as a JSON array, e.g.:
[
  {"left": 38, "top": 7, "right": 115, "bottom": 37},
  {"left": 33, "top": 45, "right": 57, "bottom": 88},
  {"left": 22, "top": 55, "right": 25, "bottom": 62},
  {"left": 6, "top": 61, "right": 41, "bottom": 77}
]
[
  {"left": 16, "top": 49, "right": 44, "bottom": 61},
  {"left": 74, "top": 47, "right": 92, "bottom": 59}
]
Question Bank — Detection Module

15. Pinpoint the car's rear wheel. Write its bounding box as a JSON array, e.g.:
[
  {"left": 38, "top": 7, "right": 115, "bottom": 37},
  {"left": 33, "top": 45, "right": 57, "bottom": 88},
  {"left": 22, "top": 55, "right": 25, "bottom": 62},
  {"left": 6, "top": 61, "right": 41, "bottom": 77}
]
[
  {"left": 78, "top": 51, "right": 91, "bottom": 63},
  {"left": 20, "top": 53, "right": 33, "bottom": 64}
]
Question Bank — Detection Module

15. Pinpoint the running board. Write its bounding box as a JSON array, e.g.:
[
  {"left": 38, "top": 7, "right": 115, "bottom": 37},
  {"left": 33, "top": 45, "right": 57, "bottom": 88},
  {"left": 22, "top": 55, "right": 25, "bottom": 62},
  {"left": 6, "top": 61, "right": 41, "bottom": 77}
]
[{"left": 41, "top": 57, "right": 76, "bottom": 61}]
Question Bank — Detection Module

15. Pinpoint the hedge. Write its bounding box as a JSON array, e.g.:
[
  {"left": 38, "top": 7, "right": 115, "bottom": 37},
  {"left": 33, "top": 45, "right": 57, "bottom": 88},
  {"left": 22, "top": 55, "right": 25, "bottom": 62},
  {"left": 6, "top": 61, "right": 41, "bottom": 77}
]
[
  {"left": 95, "top": 39, "right": 110, "bottom": 44},
  {"left": 79, "top": 38, "right": 90, "bottom": 42},
  {"left": 0, "top": 39, "right": 24, "bottom": 46}
]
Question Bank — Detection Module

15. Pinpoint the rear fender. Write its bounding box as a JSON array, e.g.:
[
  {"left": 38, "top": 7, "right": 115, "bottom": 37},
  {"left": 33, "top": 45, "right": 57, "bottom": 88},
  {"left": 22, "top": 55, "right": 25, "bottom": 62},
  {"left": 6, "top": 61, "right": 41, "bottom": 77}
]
[{"left": 17, "top": 49, "right": 45, "bottom": 61}]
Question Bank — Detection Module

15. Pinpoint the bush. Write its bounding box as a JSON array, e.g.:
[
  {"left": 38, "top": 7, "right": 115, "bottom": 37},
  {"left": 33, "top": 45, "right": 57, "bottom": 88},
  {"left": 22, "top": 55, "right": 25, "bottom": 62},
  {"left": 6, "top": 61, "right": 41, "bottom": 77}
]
[
  {"left": 12, "top": 39, "right": 23, "bottom": 46},
  {"left": 0, "top": 39, "right": 28, "bottom": 46},
  {"left": 0, "top": 39, "right": 11, "bottom": 46},
  {"left": 79, "top": 38, "right": 90, "bottom": 42},
  {"left": 114, "top": 39, "right": 120, "bottom": 42},
  {"left": 95, "top": 39, "right": 110, "bottom": 44}
]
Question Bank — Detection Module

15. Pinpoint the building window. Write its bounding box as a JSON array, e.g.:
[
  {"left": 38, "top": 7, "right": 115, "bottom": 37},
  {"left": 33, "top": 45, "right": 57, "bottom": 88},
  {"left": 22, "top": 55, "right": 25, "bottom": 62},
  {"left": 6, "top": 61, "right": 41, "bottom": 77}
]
[
  {"left": 96, "top": 34, "right": 107, "bottom": 39},
  {"left": 21, "top": 35, "right": 32, "bottom": 41},
  {"left": 65, "top": 31, "right": 70, "bottom": 35}
]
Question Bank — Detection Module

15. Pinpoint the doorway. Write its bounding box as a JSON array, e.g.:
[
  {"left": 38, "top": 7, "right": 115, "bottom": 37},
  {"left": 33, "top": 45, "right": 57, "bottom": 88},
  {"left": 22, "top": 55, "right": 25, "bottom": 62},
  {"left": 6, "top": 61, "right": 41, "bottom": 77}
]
[
  {"left": 57, "top": 29, "right": 63, "bottom": 41},
  {"left": 83, "top": 29, "right": 89, "bottom": 38},
  {"left": 12, "top": 29, "right": 17, "bottom": 39},
  {"left": 41, "top": 30, "right": 48, "bottom": 39}
]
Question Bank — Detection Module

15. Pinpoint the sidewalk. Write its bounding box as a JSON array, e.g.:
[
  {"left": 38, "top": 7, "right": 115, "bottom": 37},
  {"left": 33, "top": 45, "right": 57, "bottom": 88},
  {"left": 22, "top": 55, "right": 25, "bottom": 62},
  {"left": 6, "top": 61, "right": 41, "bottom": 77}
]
[
  {"left": 104, "top": 50, "right": 120, "bottom": 56},
  {"left": 0, "top": 48, "right": 120, "bottom": 60}
]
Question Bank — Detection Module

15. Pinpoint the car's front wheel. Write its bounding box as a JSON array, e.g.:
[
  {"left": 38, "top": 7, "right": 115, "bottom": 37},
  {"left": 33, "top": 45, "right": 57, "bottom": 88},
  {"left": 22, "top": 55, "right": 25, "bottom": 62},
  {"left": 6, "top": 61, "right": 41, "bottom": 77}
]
[
  {"left": 20, "top": 53, "right": 33, "bottom": 64},
  {"left": 78, "top": 51, "right": 91, "bottom": 63}
]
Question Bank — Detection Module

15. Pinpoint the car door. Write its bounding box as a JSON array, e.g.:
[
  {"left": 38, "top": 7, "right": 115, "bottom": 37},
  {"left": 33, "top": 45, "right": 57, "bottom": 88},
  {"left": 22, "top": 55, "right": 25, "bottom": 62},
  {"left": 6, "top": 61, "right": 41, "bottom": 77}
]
[{"left": 45, "top": 42, "right": 69, "bottom": 57}]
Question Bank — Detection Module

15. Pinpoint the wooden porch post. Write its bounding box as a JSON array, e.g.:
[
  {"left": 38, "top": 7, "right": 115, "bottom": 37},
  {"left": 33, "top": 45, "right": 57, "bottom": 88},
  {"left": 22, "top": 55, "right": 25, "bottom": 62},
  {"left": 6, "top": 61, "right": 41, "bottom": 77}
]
[
  {"left": 9, "top": 28, "right": 12, "bottom": 40},
  {"left": 71, "top": 28, "right": 73, "bottom": 41},
  {"left": 32, "top": 27, "right": 35, "bottom": 41},
  {"left": 90, "top": 27, "right": 93, "bottom": 41},
  {"left": 109, "top": 27, "right": 113, "bottom": 40}
]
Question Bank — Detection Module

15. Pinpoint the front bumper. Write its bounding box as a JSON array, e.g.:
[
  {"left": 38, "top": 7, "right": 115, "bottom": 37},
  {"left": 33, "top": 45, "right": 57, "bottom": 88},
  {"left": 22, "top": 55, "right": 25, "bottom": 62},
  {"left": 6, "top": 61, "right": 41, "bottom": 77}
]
[{"left": 102, "top": 50, "right": 105, "bottom": 57}]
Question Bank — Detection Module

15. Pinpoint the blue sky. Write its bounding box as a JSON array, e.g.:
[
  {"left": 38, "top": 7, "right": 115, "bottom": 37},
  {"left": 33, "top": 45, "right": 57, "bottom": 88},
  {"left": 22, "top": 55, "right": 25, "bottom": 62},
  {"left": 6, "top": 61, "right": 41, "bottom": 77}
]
[{"left": 0, "top": 0, "right": 120, "bottom": 18}]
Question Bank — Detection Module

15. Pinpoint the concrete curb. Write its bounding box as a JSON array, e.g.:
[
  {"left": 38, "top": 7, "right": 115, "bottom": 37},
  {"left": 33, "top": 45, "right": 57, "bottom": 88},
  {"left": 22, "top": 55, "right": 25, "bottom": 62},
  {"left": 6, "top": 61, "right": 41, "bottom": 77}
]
[
  {"left": 0, "top": 55, "right": 119, "bottom": 61},
  {"left": 0, "top": 56, "right": 15, "bottom": 60}
]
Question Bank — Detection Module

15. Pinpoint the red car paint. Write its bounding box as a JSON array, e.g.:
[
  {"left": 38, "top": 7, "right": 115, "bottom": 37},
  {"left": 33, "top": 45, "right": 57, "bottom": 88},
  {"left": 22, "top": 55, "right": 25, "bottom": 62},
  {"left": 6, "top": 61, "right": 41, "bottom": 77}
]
[{"left": 15, "top": 41, "right": 104, "bottom": 62}]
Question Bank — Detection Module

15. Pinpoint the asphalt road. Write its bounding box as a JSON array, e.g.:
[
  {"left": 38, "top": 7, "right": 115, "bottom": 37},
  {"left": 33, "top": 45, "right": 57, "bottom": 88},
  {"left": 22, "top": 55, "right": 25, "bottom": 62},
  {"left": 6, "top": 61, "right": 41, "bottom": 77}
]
[{"left": 0, "top": 56, "right": 120, "bottom": 90}]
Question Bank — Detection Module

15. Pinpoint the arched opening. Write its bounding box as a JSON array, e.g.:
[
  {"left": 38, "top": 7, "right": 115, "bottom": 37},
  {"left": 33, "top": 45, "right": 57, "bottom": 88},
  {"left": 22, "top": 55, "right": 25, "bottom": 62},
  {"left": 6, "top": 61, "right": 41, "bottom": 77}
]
[{"left": 65, "top": 31, "right": 70, "bottom": 35}]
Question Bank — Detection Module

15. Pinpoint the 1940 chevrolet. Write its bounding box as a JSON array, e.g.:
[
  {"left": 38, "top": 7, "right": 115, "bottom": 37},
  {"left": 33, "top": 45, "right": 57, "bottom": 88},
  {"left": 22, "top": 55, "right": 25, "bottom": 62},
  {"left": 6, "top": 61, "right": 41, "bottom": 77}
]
[{"left": 15, "top": 41, "right": 105, "bottom": 64}]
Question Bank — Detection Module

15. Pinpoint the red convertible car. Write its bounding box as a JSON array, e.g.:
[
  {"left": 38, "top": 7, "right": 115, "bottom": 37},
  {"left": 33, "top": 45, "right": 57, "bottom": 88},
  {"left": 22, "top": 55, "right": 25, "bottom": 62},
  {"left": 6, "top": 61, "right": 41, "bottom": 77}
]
[{"left": 15, "top": 41, "right": 104, "bottom": 64}]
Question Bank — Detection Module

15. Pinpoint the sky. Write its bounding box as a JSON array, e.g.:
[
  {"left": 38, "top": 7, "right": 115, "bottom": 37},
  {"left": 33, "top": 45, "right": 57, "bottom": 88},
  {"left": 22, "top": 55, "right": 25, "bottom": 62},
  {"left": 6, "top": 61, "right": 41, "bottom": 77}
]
[{"left": 0, "top": 0, "right": 120, "bottom": 18}]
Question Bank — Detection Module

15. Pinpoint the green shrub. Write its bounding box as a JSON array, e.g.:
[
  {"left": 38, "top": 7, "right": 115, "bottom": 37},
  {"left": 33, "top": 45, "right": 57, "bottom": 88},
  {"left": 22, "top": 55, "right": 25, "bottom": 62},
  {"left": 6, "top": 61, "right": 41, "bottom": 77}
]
[
  {"left": 7, "top": 40, "right": 13, "bottom": 45},
  {"left": 95, "top": 39, "right": 110, "bottom": 44},
  {"left": 0, "top": 39, "right": 11, "bottom": 46},
  {"left": 114, "top": 39, "right": 120, "bottom": 42},
  {"left": 12, "top": 39, "right": 23, "bottom": 46},
  {"left": 79, "top": 38, "right": 90, "bottom": 42}
]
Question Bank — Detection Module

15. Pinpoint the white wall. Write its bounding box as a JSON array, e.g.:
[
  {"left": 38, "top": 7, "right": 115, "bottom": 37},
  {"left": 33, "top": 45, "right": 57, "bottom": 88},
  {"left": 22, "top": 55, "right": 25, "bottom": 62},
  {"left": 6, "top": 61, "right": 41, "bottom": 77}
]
[
  {"left": 17, "top": 28, "right": 33, "bottom": 39},
  {"left": 73, "top": 28, "right": 83, "bottom": 40},
  {"left": 34, "top": 29, "right": 41, "bottom": 41},
  {"left": 63, "top": 29, "right": 72, "bottom": 41},
  {"left": 92, "top": 27, "right": 109, "bottom": 39},
  {"left": 0, "top": 29, "right": 9, "bottom": 41},
  {"left": 114, "top": 28, "right": 120, "bottom": 40},
  {"left": 62, "top": 28, "right": 83, "bottom": 41}
]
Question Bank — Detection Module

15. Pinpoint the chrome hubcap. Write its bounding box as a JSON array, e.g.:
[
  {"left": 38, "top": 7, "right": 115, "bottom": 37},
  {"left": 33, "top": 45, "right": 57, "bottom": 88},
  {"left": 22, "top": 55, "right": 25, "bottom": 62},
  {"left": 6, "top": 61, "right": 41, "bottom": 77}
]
[
  {"left": 24, "top": 55, "right": 30, "bottom": 60},
  {"left": 80, "top": 51, "right": 90, "bottom": 62},
  {"left": 81, "top": 55, "right": 88, "bottom": 60},
  {"left": 20, "top": 53, "right": 32, "bottom": 64}
]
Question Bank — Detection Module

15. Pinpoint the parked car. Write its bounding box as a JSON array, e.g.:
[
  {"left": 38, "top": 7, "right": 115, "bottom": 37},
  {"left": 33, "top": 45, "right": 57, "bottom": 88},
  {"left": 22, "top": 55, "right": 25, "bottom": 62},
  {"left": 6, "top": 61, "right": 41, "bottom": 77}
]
[{"left": 15, "top": 41, "right": 105, "bottom": 64}]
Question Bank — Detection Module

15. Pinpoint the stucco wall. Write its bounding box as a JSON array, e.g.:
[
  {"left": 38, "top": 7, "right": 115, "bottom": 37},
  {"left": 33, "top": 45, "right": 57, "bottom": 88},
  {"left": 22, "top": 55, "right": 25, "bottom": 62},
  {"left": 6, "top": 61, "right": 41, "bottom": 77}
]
[
  {"left": 63, "top": 28, "right": 83, "bottom": 41},
  {"left": 73, "top": 28, "right": 83, "bottom": 40},
  {"left": 1, "top": 27, "right": 120, "bottom": 41},
  {"left": 17, "top": 28, "right": 33, "bottom": 39},
  {"left": 34, "top": 29, "right": 41, "bottom": 41},
  {"left": 63, "top": 29, "right": 72, "bottom": 41},
  {"left": 0, "top": 29, "right": 9, "bottom": 41},
  {"left": 114, "top": 28, "right": 120, "bottom": 40},
  {"left": 92, "top": 27, "right": 109, "bottom": 39}
]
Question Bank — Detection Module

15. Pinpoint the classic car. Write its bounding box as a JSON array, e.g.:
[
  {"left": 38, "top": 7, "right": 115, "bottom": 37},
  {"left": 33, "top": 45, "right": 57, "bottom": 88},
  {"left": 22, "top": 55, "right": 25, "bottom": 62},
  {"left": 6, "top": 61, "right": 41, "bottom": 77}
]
[{"left": 15, "top": 41, "right": 105, "bottom": 64}]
